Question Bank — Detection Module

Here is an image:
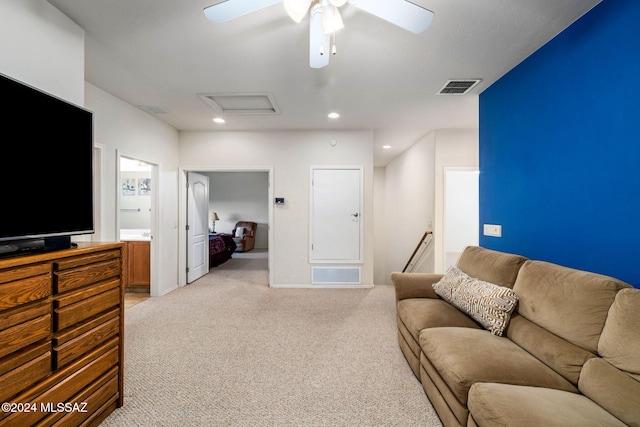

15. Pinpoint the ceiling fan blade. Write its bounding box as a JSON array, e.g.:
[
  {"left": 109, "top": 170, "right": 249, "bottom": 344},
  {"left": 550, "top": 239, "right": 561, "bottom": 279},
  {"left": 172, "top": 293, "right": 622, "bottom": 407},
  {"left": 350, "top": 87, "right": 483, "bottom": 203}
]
[
  {"left": 284, "top": 0, "right": 312, "bottom": 23},
  {"left": 204, "top": 0, "right": 282, "bottom": 23},
  {"left": 350, "top": 0, "right": 434, "bottom": 34},
  {"left": 309, "top": 4, "right": 330, "bottom": 68}
]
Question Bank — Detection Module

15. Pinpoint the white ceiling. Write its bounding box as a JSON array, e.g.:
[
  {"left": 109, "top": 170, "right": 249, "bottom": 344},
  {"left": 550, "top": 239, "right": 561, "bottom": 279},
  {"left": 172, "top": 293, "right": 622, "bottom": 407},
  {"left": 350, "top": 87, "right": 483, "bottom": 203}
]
[{"left": 47, "top": 0, "right": 600, "bottom": 166}]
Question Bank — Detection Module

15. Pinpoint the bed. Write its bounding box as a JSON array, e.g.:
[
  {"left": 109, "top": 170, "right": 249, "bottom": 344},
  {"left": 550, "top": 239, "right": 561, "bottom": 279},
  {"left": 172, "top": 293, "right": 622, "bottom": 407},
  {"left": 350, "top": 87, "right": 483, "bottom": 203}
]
[{"left": 209, "top": 233, "right": 236, "bottom": 268}]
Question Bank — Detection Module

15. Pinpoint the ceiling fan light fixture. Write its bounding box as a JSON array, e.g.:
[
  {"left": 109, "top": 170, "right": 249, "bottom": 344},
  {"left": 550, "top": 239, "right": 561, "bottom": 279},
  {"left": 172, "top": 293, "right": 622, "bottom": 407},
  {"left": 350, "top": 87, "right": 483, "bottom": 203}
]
[
  {"left": 322, "top": 4, "right": 344, "bottom": 34},
  {"left": 310, "top": 3, "right": 330, "bottom": 68},
  {"left": 284, "top": 0, "right": 312, "bottom": 23}
]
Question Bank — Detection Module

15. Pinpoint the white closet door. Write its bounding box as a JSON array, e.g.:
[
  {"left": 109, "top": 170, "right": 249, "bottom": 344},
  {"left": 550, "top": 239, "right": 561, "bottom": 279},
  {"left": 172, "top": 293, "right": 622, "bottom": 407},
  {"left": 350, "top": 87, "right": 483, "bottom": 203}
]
[{"left": 311, "top": 167, "right": 362, "bottom": 262}]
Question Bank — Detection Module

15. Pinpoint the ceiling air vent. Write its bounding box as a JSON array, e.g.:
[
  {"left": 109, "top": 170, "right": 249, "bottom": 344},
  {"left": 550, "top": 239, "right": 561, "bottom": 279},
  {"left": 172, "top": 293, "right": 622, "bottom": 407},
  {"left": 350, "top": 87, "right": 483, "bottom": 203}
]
[
  {"left": 199, "top": 93, "right": 280, "bottom": 115},
  {"left": 437, "top": 79, "right": 482, "bottom": 95},
  {"left": 138, "top": 105, "right": 169, "bottom": 114}
]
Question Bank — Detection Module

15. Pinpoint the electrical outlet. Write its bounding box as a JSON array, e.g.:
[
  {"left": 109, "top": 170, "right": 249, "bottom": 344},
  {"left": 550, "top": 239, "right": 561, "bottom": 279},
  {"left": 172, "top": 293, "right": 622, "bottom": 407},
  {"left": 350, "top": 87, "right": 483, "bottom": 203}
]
[{"left": 483, "top": 224, "right": 502, "bottom": 237}]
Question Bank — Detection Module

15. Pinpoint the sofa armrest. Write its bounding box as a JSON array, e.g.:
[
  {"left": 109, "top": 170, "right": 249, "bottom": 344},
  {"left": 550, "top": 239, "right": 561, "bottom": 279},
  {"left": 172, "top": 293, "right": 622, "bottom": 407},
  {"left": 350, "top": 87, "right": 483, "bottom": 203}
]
[{"left": 391, "top": 272, "right": 443, "bottom": 301}]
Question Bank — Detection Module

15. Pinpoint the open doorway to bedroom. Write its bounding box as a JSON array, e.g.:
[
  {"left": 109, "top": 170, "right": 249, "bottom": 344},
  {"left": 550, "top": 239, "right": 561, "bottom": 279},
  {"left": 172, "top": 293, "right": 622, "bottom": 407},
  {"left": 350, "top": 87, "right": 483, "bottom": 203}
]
[{"left": 178, "top": 167, "right": 274, "bottom": 287}]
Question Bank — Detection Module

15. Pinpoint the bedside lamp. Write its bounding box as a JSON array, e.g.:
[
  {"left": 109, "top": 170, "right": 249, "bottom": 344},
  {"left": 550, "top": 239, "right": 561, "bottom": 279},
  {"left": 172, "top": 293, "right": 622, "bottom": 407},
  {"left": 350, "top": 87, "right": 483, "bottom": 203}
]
[{"left": 210, "top": 212, "right": 220, "bottom": 233}]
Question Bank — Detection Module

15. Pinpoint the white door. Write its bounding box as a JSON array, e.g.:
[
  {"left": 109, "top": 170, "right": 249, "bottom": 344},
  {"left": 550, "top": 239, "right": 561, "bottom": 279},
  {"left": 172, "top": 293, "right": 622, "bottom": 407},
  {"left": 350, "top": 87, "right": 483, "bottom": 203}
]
[
  {"left": 311, "top": 168, "right": 362, "bottom": 262},
  {"left": 187, "top": 172, "right": 209, "bottom": 283}
]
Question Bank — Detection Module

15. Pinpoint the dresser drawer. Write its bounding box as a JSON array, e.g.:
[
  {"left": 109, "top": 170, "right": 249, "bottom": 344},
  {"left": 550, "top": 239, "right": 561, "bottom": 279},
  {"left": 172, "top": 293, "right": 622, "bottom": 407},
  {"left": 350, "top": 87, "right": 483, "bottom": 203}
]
[
  {"left": 0, "top": 263, "right": 51, "bottom": 313},
  {"left": 53, "top": 315, "right": 120, "bottom": 369},
  {"left": 0, "top": 263, "right": 50, "bottom": 284},
  {"left": 38, "top": 367, "right": 119, "bottom": 427},
  {"left": 0, "top": 345, "right": 51, "bottom": 403},
  {"left": 54, "top": 307, "right": 119, "bottom": 347},
  {"left": 0, "top": 273, "right": 51, "bottom": 311},
  {"left": 54, "top": 282, "right": 120, "bottom": 332},
  {"left": 0, "top": 301, "right": 51, "bottom": 359},
  {"left": 54, "top": 258, "right": 121, "bottom": 293},
  {"left": 54, "top": 249, "right": 121, "bottom": 272},
  {"left": 0, "top": 339, "right": 119, "bottom": 427}
]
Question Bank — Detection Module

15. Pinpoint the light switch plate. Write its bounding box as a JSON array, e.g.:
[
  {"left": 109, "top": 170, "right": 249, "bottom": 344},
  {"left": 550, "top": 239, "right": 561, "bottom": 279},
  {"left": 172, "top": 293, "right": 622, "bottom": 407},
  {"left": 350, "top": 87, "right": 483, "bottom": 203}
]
[{"left": 483, "top": 224, "right": 502, "bottom": 237}]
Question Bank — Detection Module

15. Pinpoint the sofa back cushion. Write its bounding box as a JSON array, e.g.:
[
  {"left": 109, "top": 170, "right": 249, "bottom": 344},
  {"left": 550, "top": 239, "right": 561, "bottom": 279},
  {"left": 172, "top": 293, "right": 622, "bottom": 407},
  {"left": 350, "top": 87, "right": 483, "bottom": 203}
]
[
  {"left": 578, "top": 288, "right": 640, "bottom": 426},
  {"left": 456, "top": 246, "right": 527, "bottom": 288},
  {"left": 512, "top": 260, "right": 629, "bottom": 354},
  {"left": 598, "top": 288, "right": 640, "bottom": 375}
]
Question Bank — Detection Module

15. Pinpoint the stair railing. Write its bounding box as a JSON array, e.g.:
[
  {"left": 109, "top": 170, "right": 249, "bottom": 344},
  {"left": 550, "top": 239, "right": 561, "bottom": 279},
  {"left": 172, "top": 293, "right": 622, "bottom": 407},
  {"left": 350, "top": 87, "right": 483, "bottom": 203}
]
[{"left": 402, "top": 230, "right": 434, "bottom": 273}]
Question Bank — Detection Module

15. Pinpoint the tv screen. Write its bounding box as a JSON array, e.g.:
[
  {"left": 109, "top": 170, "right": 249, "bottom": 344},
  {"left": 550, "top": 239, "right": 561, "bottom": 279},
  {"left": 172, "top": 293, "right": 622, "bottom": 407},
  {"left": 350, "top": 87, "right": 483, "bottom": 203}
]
[{"left": 0, "top": 73, "right": 94, "bottom": 245}]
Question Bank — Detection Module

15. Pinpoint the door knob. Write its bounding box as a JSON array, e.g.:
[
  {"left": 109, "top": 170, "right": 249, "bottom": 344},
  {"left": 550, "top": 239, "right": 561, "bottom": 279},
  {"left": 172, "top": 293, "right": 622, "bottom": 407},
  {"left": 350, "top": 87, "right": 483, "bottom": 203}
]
[{"left": 351, "top": 213, "right": 359, "bottom": 218}]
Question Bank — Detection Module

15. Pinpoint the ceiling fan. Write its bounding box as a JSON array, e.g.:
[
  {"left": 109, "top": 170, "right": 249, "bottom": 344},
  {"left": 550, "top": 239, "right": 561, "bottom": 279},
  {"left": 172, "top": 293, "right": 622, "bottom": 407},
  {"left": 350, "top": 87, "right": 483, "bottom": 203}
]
[{"left": 203, "top": 0, "right": 434, "bottom": 68}]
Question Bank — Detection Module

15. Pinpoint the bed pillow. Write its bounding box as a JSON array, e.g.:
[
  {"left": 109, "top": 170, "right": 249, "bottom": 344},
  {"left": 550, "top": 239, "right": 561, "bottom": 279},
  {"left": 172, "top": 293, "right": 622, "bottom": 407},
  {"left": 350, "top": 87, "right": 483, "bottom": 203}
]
[{"left": 433, "top": 266, "right": 519, "bottom": 336}]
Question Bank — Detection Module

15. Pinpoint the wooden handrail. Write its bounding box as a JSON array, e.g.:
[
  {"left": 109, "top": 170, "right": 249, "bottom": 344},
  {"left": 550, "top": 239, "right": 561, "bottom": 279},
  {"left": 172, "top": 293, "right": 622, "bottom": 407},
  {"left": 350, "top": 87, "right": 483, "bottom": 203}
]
[{"left": 402, "top": 230, "right": 434, "bottom": 272}]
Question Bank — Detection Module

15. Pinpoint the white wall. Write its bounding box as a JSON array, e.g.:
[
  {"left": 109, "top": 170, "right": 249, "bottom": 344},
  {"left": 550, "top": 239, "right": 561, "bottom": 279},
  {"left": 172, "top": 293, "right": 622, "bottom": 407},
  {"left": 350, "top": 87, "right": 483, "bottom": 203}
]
[
  {"left": 179, "top": 130, "right": 374, "bottom": 287},
  {"left": 86, "top": 84, "right": 180, "bottom": 296},
  {"left": 381, "top": 128, "right": 478, "bottom": 284},
  {"left": 0, "top": 0, "right": 84, "bottom": 105},
  {"left": 373, "top": 167, "right": 387, "bottom": 285},
  {"left": 434, "top": 129, "right": 479, "bottom": 272},
  {"left": 383, "top": 132, "right": 436, "bottom": 283}
]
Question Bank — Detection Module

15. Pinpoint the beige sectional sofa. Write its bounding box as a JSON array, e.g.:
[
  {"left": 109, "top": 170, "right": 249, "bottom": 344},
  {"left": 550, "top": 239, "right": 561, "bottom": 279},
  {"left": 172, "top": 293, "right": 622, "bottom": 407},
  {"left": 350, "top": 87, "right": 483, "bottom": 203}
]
[{"left": 392, "top": 246, "right": 640, "bottom": 427}]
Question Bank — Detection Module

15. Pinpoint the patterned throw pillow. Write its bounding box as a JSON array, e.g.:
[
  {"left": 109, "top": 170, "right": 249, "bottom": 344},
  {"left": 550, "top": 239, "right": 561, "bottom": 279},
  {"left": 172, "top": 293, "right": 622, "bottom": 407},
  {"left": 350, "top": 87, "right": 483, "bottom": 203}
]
[{"left": 433, "top": 266, "right": 519, "bottom": 336}]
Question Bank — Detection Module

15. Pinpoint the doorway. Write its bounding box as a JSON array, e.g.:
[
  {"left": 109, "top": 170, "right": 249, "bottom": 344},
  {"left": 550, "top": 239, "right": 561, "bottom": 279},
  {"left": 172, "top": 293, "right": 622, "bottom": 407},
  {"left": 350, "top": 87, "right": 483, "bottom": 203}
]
[
  {"left": 443, "top": 167, "right": 479, "bottom": 270},
  {"left": 117, "top": 152, "right": 159, "bottom": 297},
  {"left": 178, "top": 167, "right": 274, "bottom": 287}
]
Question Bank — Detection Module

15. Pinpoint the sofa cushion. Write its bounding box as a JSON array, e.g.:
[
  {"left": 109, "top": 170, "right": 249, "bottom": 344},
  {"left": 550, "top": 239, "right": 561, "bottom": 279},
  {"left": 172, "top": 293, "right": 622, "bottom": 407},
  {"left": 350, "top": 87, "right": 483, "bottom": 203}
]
[
  {"left": 578, "top": 357, "right": 640, "bottom": 427},
  {"left": 598, "top": 288, "right": 640, "bottom": 375},
  {"left": 397, "top": 298, "right": 481, "bottom": 361},
  {"left": 419, "top": 327, "right": 577, "bottom": 405},
  {"left": 396, "top": 297, "right": 483, "bottom": 379},
  {"left": 468, "top": 382, "right": 627, "bottom": 427},
  {"left": 505, "top": 313, "right": 596, "bottom": 385},
  {"left": 456, "top": 246, "right": 527, "bottom": 288},
  {"left": 433, "top": 266, "right": 519, "bottom": 336},
  {"left": 398, "top": 298, "right": 481, "bottom": 344},
  {"left": 512, "top": 260, "right": 630, "bottom": 354}
]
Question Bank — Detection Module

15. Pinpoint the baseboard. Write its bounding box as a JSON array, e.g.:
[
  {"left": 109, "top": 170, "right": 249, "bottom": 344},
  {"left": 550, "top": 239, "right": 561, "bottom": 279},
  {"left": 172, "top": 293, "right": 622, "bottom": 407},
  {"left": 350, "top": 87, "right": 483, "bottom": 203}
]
[{"left": 269, "top": 283, "right": 374, "bottom": 289}]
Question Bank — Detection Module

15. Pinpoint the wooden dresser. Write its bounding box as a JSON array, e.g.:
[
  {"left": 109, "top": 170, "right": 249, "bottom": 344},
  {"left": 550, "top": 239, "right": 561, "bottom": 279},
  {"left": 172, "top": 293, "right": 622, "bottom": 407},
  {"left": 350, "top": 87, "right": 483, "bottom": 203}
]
[{"left": 0, "top": 242, "right": 124, "bottom": 427}]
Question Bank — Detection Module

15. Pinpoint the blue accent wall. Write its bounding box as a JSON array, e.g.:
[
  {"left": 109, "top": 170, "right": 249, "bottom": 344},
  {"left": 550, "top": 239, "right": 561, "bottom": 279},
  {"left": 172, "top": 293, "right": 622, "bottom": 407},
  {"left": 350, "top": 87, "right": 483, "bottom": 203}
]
[{"left": 479, "top": 0, "right": 640, "bottom": 287}]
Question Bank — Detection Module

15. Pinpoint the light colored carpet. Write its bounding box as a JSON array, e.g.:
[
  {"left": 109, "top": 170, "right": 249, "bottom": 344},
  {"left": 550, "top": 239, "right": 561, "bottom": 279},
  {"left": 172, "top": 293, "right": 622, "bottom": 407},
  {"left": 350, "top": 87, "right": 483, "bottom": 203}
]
[{"left": 102, "top": 250, "right": 442, "bottom": 426}]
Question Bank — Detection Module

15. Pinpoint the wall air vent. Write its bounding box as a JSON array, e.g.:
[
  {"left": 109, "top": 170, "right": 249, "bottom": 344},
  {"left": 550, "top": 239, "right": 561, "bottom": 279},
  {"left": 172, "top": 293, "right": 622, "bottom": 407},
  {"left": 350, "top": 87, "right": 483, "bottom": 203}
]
[
  {"left": 199, "top": 93, "right": 280, "bottom": 115},
  {"left": 437, "top": 79, "right": 482, "bottom": 95},
  {"left": 311, "top": 267, "right": 361, "bottom": 285}
]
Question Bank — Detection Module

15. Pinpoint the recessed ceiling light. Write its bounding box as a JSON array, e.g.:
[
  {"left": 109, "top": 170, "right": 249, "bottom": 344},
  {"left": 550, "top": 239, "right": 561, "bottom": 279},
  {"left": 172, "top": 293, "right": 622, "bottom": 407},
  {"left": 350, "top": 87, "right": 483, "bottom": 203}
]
[
  {"left": 382, "top": 145, "right": 392, "bottom": 149},
  {"left": 328, "top": 112, "right": 340, "bottom": 119},
  {"left": 213, "top": 117, "right": 225, "bottom": 124}
]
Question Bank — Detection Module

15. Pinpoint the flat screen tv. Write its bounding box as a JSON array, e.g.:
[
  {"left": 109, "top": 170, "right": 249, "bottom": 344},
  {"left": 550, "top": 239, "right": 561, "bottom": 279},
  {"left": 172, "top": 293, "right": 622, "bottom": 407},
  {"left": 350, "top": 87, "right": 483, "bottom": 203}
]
[{"left": 0, "top": 72, "right": 94, "bottom": 257}]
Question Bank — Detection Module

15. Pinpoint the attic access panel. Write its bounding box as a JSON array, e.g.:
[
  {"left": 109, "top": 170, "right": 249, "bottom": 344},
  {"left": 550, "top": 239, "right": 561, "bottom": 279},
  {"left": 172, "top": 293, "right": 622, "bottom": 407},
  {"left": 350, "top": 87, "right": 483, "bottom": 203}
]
[{"left": 198, "top": 93, "right": 280, "bottom": 115}]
